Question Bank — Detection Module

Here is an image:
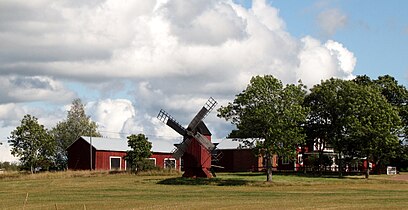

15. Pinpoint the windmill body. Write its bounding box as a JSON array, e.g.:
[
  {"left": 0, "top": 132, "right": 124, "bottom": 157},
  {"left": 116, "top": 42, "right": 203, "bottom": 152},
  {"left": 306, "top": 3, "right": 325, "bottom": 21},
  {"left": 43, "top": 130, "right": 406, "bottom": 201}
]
[{"left": 157, "top": 97, "right": 217, "bottom": 178}]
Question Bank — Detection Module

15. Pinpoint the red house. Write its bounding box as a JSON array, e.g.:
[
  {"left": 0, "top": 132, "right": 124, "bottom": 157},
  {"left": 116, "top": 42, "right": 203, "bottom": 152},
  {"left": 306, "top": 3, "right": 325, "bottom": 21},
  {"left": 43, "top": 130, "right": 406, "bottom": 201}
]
[{"left": 67, "top": 136, "right": 180, "bottom": 171}]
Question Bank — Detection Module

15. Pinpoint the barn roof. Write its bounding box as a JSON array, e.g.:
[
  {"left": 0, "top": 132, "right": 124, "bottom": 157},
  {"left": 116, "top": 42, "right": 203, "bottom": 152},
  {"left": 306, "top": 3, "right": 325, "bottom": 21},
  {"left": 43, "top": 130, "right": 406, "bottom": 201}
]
[
  {"left": 213, "top": 138, "right": 261, "bottom": 150},
  {"left": 79, "top": 136, "right": 130, "bottom": 152},
  {"left": 196, "top": 121, "right": 211, "bottom": 136}
]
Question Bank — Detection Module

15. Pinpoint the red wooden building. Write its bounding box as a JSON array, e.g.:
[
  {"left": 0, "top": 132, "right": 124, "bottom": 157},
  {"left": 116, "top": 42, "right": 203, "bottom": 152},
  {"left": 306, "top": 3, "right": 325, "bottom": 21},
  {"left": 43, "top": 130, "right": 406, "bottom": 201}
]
[
  {"left": 213, "top": 140, "right": 275, "bottom": 172},
  {"left": 67, "top": 136, "right": 180, "bottom": 171}
]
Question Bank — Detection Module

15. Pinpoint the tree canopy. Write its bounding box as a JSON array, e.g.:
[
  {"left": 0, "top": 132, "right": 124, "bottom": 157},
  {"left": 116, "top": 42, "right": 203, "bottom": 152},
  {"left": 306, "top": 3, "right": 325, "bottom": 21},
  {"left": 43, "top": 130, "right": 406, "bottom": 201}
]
[
  {"left": 218, "top": 75, "right": 308, "bottom": 181},
  {"left": 8, "top": 114, "right": 55, "bottom": 173},
  {"left": 51, "top": 98, "right": 101, "bottom": 170},
  {"left": 125, "top": 134, "right": 153, "bottom": 173},
  {"left": 305, "top": 78, "right": 401, "bottom": 177}
]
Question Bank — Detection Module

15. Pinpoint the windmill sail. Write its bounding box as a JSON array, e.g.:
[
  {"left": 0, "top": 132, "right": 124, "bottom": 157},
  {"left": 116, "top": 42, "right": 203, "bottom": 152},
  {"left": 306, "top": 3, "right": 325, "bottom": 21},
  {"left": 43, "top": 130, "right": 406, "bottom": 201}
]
[
  {"left": 157, "top": 109, "right": 186, "bottom": 136},
  {"left": 173, "top": 137, "right": 192, "bottom": 159},
  {"left": 187, "top": 97, "right": 217, "bottom": 130},
  {"left": 193, "top": 132, "right": 215, "bottom": 151}
]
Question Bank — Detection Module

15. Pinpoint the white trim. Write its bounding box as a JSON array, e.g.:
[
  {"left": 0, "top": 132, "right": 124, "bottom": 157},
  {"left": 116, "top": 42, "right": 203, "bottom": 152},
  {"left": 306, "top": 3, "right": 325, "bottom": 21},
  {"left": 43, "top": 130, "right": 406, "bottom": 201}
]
[
  {"left": 109, "top": 156, "right": 122, "bottom": 170},
  {"left": 164, "top": 158, "right": 176, "bottom": 169},
  {"left": 148, "top": 158, "right": 157, "bottom": 166},
  {"left": 297, "top": 154, "right": 303, "bottom": 165}
]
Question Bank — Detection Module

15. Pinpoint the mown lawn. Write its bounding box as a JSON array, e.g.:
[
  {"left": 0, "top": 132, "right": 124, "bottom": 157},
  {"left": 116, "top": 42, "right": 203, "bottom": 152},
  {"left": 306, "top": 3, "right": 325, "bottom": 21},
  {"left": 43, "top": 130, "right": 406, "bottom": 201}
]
[{"left": 0, "top": 171, "right": 407, "bottom": 209}]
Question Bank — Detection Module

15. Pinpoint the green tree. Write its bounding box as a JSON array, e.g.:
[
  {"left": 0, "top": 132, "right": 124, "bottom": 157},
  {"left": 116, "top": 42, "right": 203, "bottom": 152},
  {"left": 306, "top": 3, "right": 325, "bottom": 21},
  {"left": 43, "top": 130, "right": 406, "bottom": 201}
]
[
  {"left": 51, "top": 98, "right": 101, "bottom": 170},
  {"left": 374, "top": 75, "right": 408, "bottom": 142},
  {"left": 8, "top": 114, "right": 56, "bottom": 173},
  {"left": 0, "top": 161, "right": 19, "bottom": 171},
  {"left": 354, "top": 75, "right": 408, "bottom": 172},
  {"left": 305, "top": 78, "right": 401, "bottom": 178},
  {"left": 125, "top": 134, "right": 153, "bottom": 173},
  {"left": 218, "top": 75, "right": 308, "bottom": 181}
]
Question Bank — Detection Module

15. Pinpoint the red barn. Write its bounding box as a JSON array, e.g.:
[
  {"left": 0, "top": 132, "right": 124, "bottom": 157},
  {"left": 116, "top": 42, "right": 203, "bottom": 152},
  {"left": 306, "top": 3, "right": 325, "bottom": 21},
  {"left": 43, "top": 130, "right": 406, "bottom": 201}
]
[
  {"left": 213, "top": 140, "right": 275, "bottom": 172},
  {"left": 67, "top": 136, "right": 180, "bottom": 171}
]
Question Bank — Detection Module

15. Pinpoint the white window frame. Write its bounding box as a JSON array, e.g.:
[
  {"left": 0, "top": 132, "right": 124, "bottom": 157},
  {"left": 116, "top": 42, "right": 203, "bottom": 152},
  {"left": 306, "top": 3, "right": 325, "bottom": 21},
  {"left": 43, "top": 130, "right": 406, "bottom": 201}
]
[
  {"left": 109, "top": 156, "right": 122, "bottom": 170},
  {"left": 297, "top": 154, "right": 303, "bottom": 165},
  {"left": 164, "top": 158, "right": 176, "bottom": 169},
  {"left": 148, "top": 158, "right": 157, "bottom": 166}
]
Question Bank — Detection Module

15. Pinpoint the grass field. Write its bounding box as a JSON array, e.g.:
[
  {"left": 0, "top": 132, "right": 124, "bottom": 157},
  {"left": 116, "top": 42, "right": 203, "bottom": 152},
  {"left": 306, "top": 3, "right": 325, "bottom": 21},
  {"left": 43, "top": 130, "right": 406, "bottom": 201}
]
[{"left": 0, "top": 171, "right": 407, "bottom": 210}]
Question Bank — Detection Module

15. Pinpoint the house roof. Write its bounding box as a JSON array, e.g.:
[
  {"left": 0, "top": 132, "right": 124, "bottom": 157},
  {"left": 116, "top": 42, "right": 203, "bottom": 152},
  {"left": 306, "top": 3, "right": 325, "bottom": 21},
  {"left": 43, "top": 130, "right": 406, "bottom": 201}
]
[
  {"left": 213, "top": 138, "right": 260, "bottom": 150},
  {"left": 75, "top": 136, "right": 174, "bottom": 153},
  {"left": 79, "top": 136, "right": 130, "bottom": 152},
  {"left": 196, "top": 121, "right": 211, "bottom": 136}
]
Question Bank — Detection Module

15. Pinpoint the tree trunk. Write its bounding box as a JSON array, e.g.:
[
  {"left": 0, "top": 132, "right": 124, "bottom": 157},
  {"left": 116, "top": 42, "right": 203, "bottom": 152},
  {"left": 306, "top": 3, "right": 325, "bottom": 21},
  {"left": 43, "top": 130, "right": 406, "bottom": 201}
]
[
  {"left": 266, "top": 153, "right": 273, "bottom": 182},
  {"left": 365, "top": 167, "right": 370, "bottom": 179},
  {"left": 318, "top": 150, "right": 324, "bottom": 176},
  {"left": 338, "top": 158, "right": 343, "bottom": 178}
]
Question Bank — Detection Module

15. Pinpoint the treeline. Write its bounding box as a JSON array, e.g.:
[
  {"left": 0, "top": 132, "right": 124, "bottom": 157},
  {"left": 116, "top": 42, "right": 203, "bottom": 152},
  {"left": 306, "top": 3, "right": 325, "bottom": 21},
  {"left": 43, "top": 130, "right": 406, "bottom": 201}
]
[
  {"left": 0, "top": 161, "right": 19, "bottom": 171},
  {"left": 218, "top": 74, "right": 408, "bottom": 180},
  {"left": 8, "top": 99, "right": 101, "bottom": 173},
  {"left": 7, "top": 99, "right": 159, "bottom": 174}
]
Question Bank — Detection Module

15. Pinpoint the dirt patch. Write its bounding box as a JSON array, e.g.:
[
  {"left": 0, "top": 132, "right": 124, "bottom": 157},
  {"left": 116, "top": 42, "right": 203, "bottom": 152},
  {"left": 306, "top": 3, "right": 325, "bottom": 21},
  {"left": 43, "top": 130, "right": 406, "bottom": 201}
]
[{"left": 390, "top": 173, "right": 408, "bottom": 181}]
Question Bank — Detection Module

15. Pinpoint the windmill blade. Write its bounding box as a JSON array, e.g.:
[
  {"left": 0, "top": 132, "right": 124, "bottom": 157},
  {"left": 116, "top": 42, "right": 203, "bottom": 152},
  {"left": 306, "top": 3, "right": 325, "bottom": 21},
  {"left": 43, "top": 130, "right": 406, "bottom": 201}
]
[
  {"left": 157, "top": 109, "right": 187, "bottom": 136},
  {"left": 187, "top": 97, "right": 217, "bottom": 130},
  {"left": 173, "top": 137, "right": 192, "bottom": 159},
  {"left": 193, "top": 132, "right": 215, "bottom": 151}
]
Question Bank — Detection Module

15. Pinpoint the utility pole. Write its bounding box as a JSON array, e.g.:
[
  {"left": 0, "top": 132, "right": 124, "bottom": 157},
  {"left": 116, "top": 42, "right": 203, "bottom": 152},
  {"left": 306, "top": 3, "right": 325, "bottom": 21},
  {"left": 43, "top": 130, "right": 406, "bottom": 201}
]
[{"left": 90, "top": 134, "right": 92, "bottom": 171}]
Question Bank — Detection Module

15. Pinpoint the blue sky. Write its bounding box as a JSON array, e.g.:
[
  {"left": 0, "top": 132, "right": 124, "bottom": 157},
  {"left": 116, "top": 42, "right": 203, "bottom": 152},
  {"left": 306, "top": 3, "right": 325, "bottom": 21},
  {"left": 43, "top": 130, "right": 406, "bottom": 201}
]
[
  {"left": 1, "top": 0, "right": 408, "bottom": 161},
  {"left": 270, "top": 0, "right": 408, "bottom": 86}
]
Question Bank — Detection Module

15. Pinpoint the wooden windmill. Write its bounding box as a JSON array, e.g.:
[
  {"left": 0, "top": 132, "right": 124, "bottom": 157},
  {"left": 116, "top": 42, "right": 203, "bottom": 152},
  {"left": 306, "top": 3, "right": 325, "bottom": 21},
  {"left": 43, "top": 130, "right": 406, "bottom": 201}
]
[{"left": 157, "top": 97, "right": 217, "bottom": 178}]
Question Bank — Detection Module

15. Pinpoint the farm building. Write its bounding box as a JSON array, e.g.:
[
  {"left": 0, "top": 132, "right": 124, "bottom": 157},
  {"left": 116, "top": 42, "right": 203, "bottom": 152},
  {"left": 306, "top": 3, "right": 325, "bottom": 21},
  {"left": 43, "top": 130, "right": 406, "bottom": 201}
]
[
  {"left": 212, "top": 139, "right": 374, "bottom": 173},
  {"left": 212, "top": 140, "right": 264, "bottom": 172},
  {"left": 67, "top": 136, "right": 180, "bottom": 171},
  {"left": 213, "top": 140, "right": 281, "bottom": 172}
]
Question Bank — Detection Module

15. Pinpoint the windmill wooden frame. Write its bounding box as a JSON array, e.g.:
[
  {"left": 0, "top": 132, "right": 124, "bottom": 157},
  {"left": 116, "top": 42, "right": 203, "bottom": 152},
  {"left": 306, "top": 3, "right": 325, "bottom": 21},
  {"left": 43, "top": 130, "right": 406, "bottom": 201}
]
[{"left": 157, "top": 97, "right": 217, "bottom": 178}]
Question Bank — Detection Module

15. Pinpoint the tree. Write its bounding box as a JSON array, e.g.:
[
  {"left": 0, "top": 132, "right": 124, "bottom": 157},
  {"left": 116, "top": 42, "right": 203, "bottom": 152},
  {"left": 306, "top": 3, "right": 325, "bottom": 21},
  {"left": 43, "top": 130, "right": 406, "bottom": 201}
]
[
  {"left": 354, "top": 75, "right": 408, "bottom": 172},
  {"left": 125, "top": 134, "right": 153, "bottom": 173},
  {"left": 50, "top": 98, "right": 101, "bottom": 170},
  {"left": 218, "top": 75, "right": 308, "bottom": 181},
  {"left": 8, "top": 114, "right": 55, "bottom": 173},
  {"left": 305, "top": 78, "right": 401, "bottom": 178},
  {"left": 374, "top": 75, "right": 408, "bottom": 142}
]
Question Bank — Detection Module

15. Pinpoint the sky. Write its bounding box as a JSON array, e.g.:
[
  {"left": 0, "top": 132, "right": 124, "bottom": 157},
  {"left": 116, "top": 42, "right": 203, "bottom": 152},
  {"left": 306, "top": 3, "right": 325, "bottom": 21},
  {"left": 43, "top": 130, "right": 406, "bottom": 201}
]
[{"left": 1, "top": 0, "right": 408, "bottom": 162}]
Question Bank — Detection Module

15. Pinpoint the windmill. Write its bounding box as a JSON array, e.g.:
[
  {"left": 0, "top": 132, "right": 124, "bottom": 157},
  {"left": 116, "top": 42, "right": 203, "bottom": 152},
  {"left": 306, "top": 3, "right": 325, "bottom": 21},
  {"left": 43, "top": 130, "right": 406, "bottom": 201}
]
[{"left": 157, "top": 97, "right": 217, "bottom": 178}]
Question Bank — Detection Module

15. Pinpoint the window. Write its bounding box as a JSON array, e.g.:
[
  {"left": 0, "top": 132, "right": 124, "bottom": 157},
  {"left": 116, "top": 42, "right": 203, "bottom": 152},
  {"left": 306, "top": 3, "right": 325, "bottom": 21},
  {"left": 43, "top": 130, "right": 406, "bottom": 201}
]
[
  {"left": 297, "top": 154, "right": 303, "bottom": 165},
  {"left": 282, "top": 156, "right": 290, "bottom": 165},
  {"left": 110, "top": 157, "right": 121, "bottom": 170},
  {"left": 147, "top": 158, "right": 156, "bottom": 166},
  {"left": 164, "top": 158, "right": 176, "bottom": 169}
]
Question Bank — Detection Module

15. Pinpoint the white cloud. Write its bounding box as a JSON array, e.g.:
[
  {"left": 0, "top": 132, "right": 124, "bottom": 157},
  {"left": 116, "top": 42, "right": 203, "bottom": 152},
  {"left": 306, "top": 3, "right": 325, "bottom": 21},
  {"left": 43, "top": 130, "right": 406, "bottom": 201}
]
[
  {"left": 87, "top": 99, "right": 140, "bottom": 138},
  {"left": 86, "top": 98, "right": 183, "bottom": 152},
  {"left": 0, "top": 76, "right": 76, "bottom": 104},
  {"left": 0, "top": 0, "right": 359, "bottom": 161},
  {"left": 316, "top": 8, "right": 348, "bottom": 37},
  {"left": 0, "top": 143, "right": 18, "bottom": 162},
  {"left": 296, "top": 37, "right": 356, "bottom": 87}
]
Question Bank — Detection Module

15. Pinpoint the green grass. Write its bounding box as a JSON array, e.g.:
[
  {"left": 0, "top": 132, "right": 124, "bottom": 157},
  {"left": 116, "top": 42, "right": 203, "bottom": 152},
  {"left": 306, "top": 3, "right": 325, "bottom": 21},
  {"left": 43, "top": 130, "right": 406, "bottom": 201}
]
[{"left": 0, "top": 171, "right": 407, "bottom": 209}]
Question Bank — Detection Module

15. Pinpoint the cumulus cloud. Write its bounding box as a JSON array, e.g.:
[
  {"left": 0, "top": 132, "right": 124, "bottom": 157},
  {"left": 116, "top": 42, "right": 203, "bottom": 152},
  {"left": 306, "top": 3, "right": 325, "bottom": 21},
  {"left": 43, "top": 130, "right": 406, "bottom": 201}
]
[
  {"left": 316, "top": 8, "right": 348, "bottom": 37},
  {"left": 86, "top": 98, "right": 184, "bottom": 152},
  {"left": 0, "top": 0, "right": 359, "bottom": 160},
  {"left": 87, "top": 99, "right": 141, "bottom": 138},
  {"left": 296, "top": 37, "right": 355, "bottom": 86},
  {"left": 0, "top": 75, "right": 76, "bottom": 104}
]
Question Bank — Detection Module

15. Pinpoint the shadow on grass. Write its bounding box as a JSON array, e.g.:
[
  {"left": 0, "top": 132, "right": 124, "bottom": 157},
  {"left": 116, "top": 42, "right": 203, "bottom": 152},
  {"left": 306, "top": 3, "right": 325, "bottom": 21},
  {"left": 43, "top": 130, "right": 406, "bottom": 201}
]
[
  {"left": 157, "top": 177, "right": 250, "bottom": 186},
  {"left": 231, "top": 172, "right": 265, "bottom": 177}
]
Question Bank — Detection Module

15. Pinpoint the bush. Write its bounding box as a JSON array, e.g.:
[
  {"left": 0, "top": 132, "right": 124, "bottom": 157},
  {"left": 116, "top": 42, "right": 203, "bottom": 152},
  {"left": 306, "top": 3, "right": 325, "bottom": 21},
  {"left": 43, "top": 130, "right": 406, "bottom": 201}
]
[{"left": 0, "top": 162, "right": 19, "bottom": 171}]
